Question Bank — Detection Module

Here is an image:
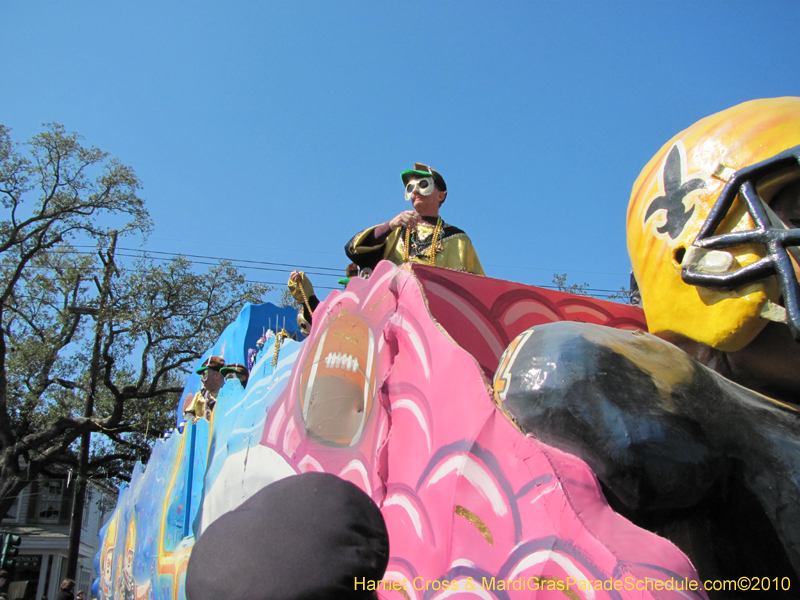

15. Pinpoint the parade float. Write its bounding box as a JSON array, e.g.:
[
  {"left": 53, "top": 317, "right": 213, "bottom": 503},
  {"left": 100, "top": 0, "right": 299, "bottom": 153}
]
[{"left": 96, "top": 98, "right": 800, "bottom": 600}]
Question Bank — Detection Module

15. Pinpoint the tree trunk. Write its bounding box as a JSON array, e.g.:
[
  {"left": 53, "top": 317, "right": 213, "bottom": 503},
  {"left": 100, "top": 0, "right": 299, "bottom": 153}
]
[{"left": 66, "top": 233, "right": 118, "bottom": 580}]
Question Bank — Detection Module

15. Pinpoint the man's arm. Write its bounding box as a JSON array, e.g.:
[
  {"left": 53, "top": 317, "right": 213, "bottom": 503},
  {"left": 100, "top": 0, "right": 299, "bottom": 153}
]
[
  {"left": 288, "top": 271, "right": 320, "bottom": 324},
  {"left": 438, "top": 228, "right": 485, "bottom": 276},
  {"left": 345, "top": 211, "right": 420, "bottom": 270},
  {"left": 461, "top": 237, "right": 485, "bottom": 276}
]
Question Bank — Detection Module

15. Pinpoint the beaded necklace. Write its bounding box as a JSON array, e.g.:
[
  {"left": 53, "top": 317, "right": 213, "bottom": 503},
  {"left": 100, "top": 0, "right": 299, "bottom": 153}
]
[
  {"left": 403, "top": 216, "right": 443, "bottom": 266},
  {"left": 297, "top": 280, "right": 313, "bottom": 317},
  {"left": 271, "top": 329, "right": 290, "bottom": 367}
]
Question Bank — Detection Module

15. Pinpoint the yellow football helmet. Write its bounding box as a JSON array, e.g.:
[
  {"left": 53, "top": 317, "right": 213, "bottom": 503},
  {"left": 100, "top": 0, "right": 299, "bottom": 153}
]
[{"left": 627, "top": 97, "right": 800, "bottom": 351}]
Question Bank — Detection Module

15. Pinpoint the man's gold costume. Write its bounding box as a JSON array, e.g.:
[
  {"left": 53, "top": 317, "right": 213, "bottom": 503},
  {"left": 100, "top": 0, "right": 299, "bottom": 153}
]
[{"left": 346, "top": 216, "right": 484, "bottom": 276}]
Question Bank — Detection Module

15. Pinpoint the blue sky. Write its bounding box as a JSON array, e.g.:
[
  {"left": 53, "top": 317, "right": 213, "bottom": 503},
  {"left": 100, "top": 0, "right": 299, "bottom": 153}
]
[{"left": 3, "top": 1, "right": 800, "bottom": 302}]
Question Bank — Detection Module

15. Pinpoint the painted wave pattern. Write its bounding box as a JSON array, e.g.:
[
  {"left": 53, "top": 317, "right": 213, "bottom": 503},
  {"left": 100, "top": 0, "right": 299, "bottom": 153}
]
[
  {"left": 94, "top": 337, "right": 302, "bottom": 600},
  {"left": 97, "top": 262, "right": 704, "bottom": 599},
  {"left": 412, "top": 265, "right": 647, "bottom": 378}
]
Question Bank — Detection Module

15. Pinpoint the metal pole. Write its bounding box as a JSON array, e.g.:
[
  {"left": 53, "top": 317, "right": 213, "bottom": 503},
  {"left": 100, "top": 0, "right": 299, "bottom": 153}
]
[{"left": 65, "top": 232, "right": 118, "bottom": 580}]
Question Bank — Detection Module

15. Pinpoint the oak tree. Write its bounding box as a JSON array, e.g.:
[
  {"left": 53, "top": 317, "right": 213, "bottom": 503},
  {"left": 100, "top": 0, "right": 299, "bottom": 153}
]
[{"left": 0, "top": 124, "right": 269, "bottom": 527}]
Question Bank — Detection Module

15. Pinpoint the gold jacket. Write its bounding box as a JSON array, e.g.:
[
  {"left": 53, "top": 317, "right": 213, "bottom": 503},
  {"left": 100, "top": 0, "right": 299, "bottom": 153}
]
[{"left": 346, "top": 219, "right": 484, "bottom": 276}]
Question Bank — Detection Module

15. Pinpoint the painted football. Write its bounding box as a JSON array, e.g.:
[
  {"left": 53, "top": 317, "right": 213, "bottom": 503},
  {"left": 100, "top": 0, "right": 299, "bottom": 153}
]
[{"left": 298, "top": 313, "right": 377, "bottom": 446}]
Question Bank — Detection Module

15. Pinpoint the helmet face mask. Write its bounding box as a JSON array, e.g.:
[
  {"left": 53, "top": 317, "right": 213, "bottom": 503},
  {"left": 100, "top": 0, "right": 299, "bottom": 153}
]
[
  {"left": 627, "top": 98, "right": 800, "bottom": 352},
  {"left": 682, "top": 144, "right": 800, "bottom": 341}
]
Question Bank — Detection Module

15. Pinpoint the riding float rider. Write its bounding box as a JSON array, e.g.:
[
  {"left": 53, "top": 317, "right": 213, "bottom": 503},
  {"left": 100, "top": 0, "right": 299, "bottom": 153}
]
[
  {"left": 345, "top": 163, "right": 484, "bottom": 275},
  {"left": 289, "top": 163, "right": 483, "bottom": 332},
  {"left": 184, "top": 355, "right": 224, "bottom": 420}
]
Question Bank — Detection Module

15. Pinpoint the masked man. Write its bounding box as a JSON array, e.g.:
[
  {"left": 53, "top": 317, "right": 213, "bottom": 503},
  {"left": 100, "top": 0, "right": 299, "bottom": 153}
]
[{"left": 345, "top": 163, "right": 484, "bottom": 275}]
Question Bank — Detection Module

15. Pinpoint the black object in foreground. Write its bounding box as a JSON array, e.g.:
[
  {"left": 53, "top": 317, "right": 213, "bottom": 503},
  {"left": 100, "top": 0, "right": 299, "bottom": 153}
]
[{"left": 186, "top": 472, "right": 389, "bottom": 600}]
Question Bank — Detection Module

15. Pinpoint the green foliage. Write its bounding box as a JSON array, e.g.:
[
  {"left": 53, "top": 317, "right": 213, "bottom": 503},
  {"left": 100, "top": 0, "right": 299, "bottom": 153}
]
[
  {"left": 552, "top": 273, "right": 590, "bottom": 296},
  {"left": 92, "top": 254, "right": 271, "bottom": 471},
  {"left": 552, "top": 273, "right": 635, "bottom": 304},
  {"left": 0, "top": 124, "right": 271, "bottom": 519},
  {"left": 607, "top": 286, "right": 633, "bottom": 304},
  {"left": 4, "top": 247, "right": 95, "bottom": 433},
  {"left": 278, "top": 287, "right": 301, "bottom": 310}
]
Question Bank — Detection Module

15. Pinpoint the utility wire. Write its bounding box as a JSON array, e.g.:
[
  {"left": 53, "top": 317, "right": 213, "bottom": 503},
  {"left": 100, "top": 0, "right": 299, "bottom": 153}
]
[
  {"left": 45, "top": 248, "right": 343, "bottom": 280},
  {"left": 37, "top": 247, "right": 631, "bottom": 298},
  {"left": 72, "top": 245, "right": 345, "bottom": 273},
  {"left": 72, "top": 246, "right": 632, "bottom": 287}
]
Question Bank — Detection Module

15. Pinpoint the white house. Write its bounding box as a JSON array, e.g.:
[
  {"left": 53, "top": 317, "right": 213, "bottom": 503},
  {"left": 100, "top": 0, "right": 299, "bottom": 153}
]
[{"left": 1, "top": 478, "right": 116, "bottom": 600}]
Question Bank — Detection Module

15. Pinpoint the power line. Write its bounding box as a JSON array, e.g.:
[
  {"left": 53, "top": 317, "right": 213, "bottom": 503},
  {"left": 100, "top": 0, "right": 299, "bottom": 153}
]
[
  {"left": 243, "top": 280, "right": 339, "bottom": 291},
  {"left": 76, "top": 245, "right": 346, "bottom": 273},
  {"left": 144, "top": 236, "right": 632, "bottom": 278},
  {"left": 36, "top": 247, "right": 630, "bottom": 297},
  {"left": 31, "top": 249, "right": 342, "bottom": 292},
  {"left": 46, "top": 248, "right": 345, "bottom": 280},
  {"left": 75, "top": 245, "right": 632, "bottom": 285}
]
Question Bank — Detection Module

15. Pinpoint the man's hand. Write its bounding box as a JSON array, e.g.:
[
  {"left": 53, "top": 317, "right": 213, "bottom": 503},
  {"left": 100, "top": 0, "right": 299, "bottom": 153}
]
[
  {"left": 388, "top": 210, "right": 421, "bottom": 230},
  {"left": 289, "top": 270, "right": 303, "bottom": 283}
]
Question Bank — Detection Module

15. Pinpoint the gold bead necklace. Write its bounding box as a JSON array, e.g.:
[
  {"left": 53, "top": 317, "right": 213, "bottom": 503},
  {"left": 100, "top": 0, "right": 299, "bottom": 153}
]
[
  {"left": 404, "top": 217, "right": 443, "bottom": 265},
  {"left": 297, "top": 281, "right": 313, "bottom": 316},
  {"left": 271, "top": 329, "right": 290, "bottom": 367}
]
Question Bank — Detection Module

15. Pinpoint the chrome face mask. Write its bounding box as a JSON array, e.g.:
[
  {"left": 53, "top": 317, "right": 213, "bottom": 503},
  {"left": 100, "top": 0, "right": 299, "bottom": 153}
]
[
  {"left": 404, "top": 177, "right": 435, "bottom": 201},
  {"left": 682, "top": 144, "right": 800, "bottom": 340}
]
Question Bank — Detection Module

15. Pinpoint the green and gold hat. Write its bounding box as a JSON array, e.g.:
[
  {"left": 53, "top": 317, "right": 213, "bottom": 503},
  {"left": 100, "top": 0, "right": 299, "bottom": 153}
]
[
  {"left": 220, "top": 363, "right": 249, "bottom": 377},
  {"left": 196, "top": 356, "right": 225, "bottom": 374},
  {"left": 401, "top": 163, "right": 446, "bottom": 191}
]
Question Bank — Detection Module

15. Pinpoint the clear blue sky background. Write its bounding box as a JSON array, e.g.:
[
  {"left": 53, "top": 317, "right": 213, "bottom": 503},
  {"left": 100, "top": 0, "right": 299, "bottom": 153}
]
[{"left": 3, "top": 2, "right": 800, "bottom": 302}]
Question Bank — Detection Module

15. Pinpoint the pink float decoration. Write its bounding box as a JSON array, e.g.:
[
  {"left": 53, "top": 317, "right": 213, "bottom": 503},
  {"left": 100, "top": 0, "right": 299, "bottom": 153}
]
[
  {"left": 258, "top": 261, "right": 704, "bottom": 599},
  {"left": 412, "top": 265, "right": 646, "bottom": 378}
]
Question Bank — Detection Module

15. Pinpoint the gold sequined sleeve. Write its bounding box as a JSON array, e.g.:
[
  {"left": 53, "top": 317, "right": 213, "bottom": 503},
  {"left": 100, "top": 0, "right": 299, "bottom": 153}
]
[
  {"left": 346, "top": 226, "right": 404, "bottom": 269},
  {"left": 438, "top": 234, "right": 485, "bottom": 276},
  {"left": 190, "top": 391, "right": 205, "bottom": 418},
  {"left": 462, "top": 236, "right": 485, "bottom": 276},
  {"left": 286, "top": 271, "right": 315, "bottom": 306}
]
